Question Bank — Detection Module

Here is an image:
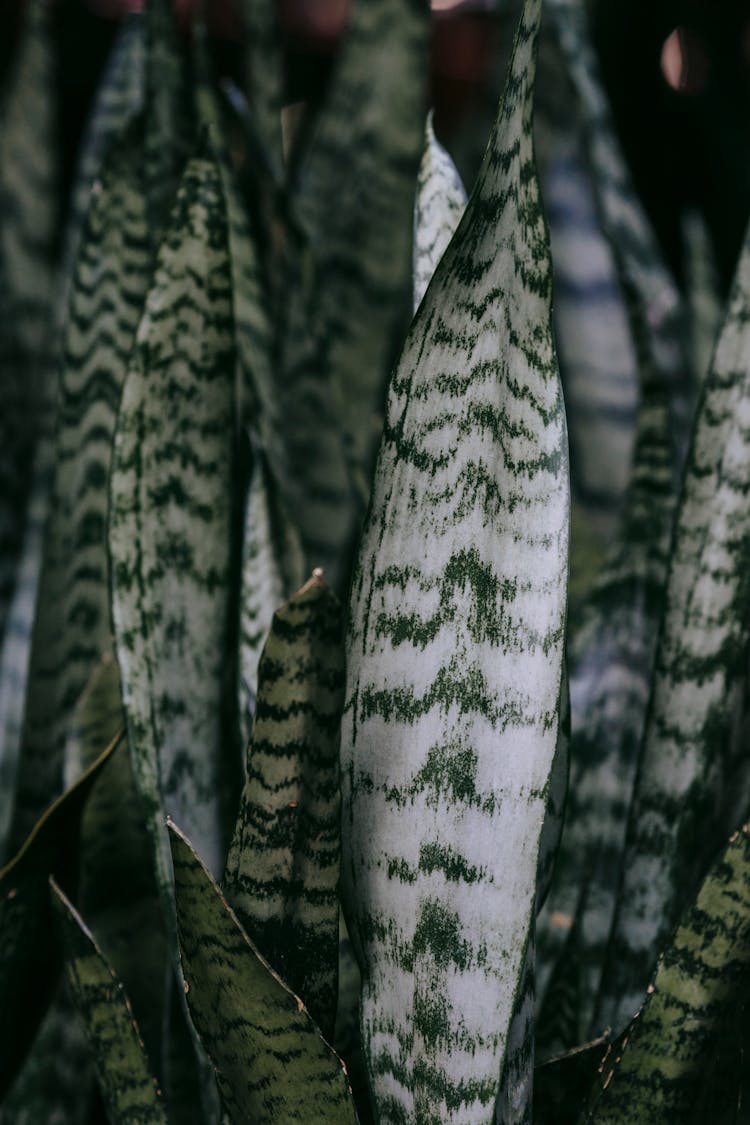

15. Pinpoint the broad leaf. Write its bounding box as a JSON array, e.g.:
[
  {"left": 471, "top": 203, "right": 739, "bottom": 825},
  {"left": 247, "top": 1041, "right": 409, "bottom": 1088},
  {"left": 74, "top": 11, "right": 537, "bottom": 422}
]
[
  {"left": 169, "top": 821, "right": 358, "bottom": 1123},
  {"left": 412, "top": 112, "right": 467, "bottom": 315},
  {"left": 340, "top": 0, "right": 569, "bottom": 1119},
  {"left": 0, "top": 733, "right": 120, "bottom": 1095},
  {"left": 582, "top": 823, "right": 750, "bottom": 1123},
  {"left": 109, "top": 151, "right": 238, "bottom": 918},
  {"left": 597, "top": 214, "right": 750, "bottom": 1031},
  {"left": 51, "top": 879, "right": 167, "bottom": 1125},
  {"left": 225, "top": 572, "right": 345, "bottom": 1039}
]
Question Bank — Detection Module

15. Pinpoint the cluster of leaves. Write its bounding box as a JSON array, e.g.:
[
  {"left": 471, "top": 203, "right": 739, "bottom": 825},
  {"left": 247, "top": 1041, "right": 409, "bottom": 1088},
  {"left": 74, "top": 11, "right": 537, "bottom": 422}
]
[{"left": 1, "top": 0, "right": 749, "bottom": 1122}]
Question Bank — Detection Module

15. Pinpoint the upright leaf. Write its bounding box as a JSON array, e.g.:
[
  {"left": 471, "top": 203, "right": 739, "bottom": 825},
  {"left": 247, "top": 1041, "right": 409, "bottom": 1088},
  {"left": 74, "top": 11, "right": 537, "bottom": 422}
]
[
  {"left": 597, "top": 215, "right": 750, "bottom": 1031},
  {"left": 169, "top": 821, "right": 358, "bottom": 1123},
  {"left": 51, "top": 879, "right": 167, "bottom": 1125},
  {"left": 144, "top": 0, "right": 191, "bottom": 236},
  {"left": 0, "top": 735, "right": 120, "bottom": 1095},
  {"left": 238, "top": 0, "right": 284, "bottom": 174},
  {"left": 340, "top": 0, "right": 569, "bottom": 1119},
  {"left": 225, "top": 572, "right": 345, "bottom": 1038},
  {"left": 7, "top": 117, "right": 151, "bottom": 856},
  {"left": 582, "top": 823, "right": 750, "bottom": 1124},
  {"left": 412, "top": 112, "right": 467, "bottom": 315},
  {"left": 109, "top": 152, "right": 238, "bottom": 922}
]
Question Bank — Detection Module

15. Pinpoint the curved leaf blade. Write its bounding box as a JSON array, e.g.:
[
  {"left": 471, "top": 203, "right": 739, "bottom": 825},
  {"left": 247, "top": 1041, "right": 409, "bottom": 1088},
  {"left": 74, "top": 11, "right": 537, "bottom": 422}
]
[
  {"left": 169, "top": 820, "right": 358, "bottom": 1123},
  {"left": 225, "top": 571, "right": 345, "bottom": 1038},
  {"left": 51, "top": 878, "right": 167, "bottom": 1125},
  {"left": 340, "top": 0, "right": 569, "bottom": 1119}
]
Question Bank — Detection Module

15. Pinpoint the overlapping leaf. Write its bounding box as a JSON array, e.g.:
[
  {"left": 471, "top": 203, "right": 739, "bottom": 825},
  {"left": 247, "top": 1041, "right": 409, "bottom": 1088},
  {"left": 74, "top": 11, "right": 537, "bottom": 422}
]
[
  {"left": 109, "top": 151, "right": 238, "bottom": 922},
  {"left": 340, "top": 0, "right": 569, "bottom": 1119},
  {"left": 0, "top": 733, "right": 120, "bottom": 1095},
  {"left": 583, "top": 823, "right": 750, "bottom": 1123},
  {"left": 597, "top": 215, "right": 750, "bottom": 1032},
  {"left": 225, "top": 572, "right": 345, "bottom": 1039},
  {"left": 51, "top": 879, "right": 167, "bottom": 1125},
  {"left": 169, "top": 821, "right": 358, "bottom": 1123}
]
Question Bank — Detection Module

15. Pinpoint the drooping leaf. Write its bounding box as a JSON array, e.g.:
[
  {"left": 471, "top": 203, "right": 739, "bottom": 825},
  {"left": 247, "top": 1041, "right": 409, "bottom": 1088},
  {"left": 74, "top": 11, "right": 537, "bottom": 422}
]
[
  {"left": 535, "top": 0, "right": 690, "bottom": 1040},
  {"left": 340, "top": 0, "right": 569, "bottom": 1119},
  {"left": 582, "top": 823, "right": 750, "bottom": 1124},
  {"left": 0, "top": 733, "right": 120, "bottom": 1095},
  {"left": 50, "top": 878, "right": 167, "bottom": 1125},
  {"left": 224, "top": 572, "right": 345, "bottom": 1039},
  {"left": 597, "top": 214, "right": 750, "bottom": 1032},
  {"left": 7, "top": 116, "right": 151, "bottom": 857},
  {"left": 109, "top": 151, "right": 238, "bottom": 923},
  {"left": 412, "top": 112, "right": 467, "bottom": 315},
  {"left": 168, "top": 820, "right": 358, "bottom": 1123}
]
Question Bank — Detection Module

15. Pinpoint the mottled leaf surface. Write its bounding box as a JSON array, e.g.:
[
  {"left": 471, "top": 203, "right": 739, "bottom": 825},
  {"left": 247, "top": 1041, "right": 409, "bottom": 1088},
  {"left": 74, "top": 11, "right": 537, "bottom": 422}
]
[
  {"left": 110, "top": 149, "right": 237, "bottom": 905},
  {"left": 412, "top": 112, "right": 467, "bottom": 314},
  {"left": 583, "top": 823, "right": 750, "bottom": 1123},
  {"left": 597, "top": 217, "right": 750, "bottom": 1031},
  {"left": 169, "top": 821, "right": 358, "bottom": 1123},
  {"left": 0, "top": 734, "right": 120, "bottom": 1095},
  {"left": 225, "top": 572, "right": 344, "bottom": 1038},
  {"left": 340, "top": 1, "right": 569, "bottom": 1119},
  {"left": 51, "top": 879, "right": 167, "bottom": 1125}
]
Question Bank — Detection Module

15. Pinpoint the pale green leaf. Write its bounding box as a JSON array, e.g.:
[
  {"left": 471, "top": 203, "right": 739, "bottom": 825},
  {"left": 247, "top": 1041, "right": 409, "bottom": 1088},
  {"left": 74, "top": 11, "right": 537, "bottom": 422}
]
[{"left": 412, "top": 112, "right": 467, "bottom": 315}]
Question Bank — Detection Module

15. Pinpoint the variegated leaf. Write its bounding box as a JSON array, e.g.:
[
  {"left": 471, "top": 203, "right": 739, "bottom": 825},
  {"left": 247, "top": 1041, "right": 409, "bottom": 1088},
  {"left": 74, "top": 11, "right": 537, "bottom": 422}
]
[
  {"left": 597, "top": 215, "right": 750, "bottom": 1032},
  {"left": 7, "top": 117, "right": 151, "bottom": 857},
  {"left": 412, "top": 112, "right": 467, "bottom": 315},
  {"left": 144, "top": 0, "right": 191, "bottom": 235},
  {"left": 582, "top": 823, "right": 750, "bottom": 1124},
  {"left": 50, "top": 879, "right": 167, "bottom": 1125},
  {"left": 340, "top": 0, "right": 569, "bottom": 1119},
  {"left": 109, "top": 152, "right": 237, "bottom": 918},
  {"left": 535, "top": 0, "right": 690, "bottom": 1039},
  {"left": 238, "top": 0, "right": 283, "bottom": 174},
  {"left": 169, "top": 821, "right": 358, "bottom": 1123},
  {"left": 225, "top": 572, "right": 344, "bottom": 1039},
  {"left": 0, "top": 733, "right": 120, "bottom": 1095}
]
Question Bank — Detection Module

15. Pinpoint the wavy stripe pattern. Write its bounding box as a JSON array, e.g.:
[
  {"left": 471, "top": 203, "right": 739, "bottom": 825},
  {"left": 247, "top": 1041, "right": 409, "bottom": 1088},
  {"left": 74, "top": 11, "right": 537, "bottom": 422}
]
[
  {"left": 51, "top": 879, "right": 167, "bottom": 1125},
  {"left": 170, "top": 821, "right": 357, "bottom": 1123},
  {"left": 412, "top": 113, "right": 467, "bottom": 315},
  {"left": 341, "top": 1, "right": 569, "bottom": 1119},
  {"left": 109, "top": 153, "right": 236, "bottom": 904},
  {"left": 225, "top": 573, "right": 344, "bottom": 1039},
  {"left": 597, "top": 218, "right": 750, "bottom": 1031}
]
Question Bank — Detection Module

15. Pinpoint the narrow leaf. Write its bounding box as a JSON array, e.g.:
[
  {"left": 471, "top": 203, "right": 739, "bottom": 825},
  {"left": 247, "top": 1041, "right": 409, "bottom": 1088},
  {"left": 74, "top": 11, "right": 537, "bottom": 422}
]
[
  {"left": 51, "top": 878, "right": 167, "bottom": 1125},
  {"left": 238, "top": 0, "right": 284, "bottom": 174},
  {"left": 225, "top": 571, "right": 345, "bottom": 1038},
  {"left": 597, "top": 214, "right": 750, "bottom": 1031},
  {"left": 412, "top": 112, "right": 467, "bottom": 315},
  {"left": 168, "top": 820, "right": 358, "bottom": 1123},
  {"left": 340, "top": 0, "right": 569, "bottom": 1119},
  {"left": 0, "top": 733, "right": 120, "bottom": 1095},
  {"left": 109, "top": 151, "right": 237, "bottom": 916},
  {"left": 582, "top": 823, "right": 750, "bottom": 1123}
]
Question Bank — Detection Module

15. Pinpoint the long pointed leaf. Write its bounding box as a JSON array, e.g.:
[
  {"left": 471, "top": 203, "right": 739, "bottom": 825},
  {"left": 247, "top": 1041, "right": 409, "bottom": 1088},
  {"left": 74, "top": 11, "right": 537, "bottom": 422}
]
[
  {"left": 412, "top": 112, "right": 467, "bottom": 315},
  {"left": 169, "top": 820, "right": 358, "bottom": 1123},
  {"left": 51, "top": 879, "right": 167, "bottom": 1125},
  {"left": 225, "top": 572, "right": 345, "bottom": 1038},
  {"left": 597, "top": 215, "right": 750, "bottom": 1031},
  {"left": 340, "top": 0, "right": 569, "bottom": 1118}
]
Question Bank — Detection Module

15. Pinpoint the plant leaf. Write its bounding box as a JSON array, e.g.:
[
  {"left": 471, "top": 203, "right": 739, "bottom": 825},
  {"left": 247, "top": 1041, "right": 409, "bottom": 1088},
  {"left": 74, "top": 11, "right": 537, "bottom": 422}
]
[
  {"left": 144, "top": 0, "right": 191, "bottom": 235},
  {"left": 0, "top": 732, "right": 120, "bottom": 1095},
  {"left": 340, "top": 0, "right": 569, "bottom": 1118},
  {"left": 50, "top": 878, "right": 167, "bottom": 1125},
  {"left": 109, "top": 150, "right": 237, "bottom": 915},
  {"left": 412, "top": 111, "right": 467, "bottom": 315},
  {"left": 168, "top": 820, "right": 358, "bottom": 1123},
  {"left": 7, "top": 116, "right": 151, "bottom": 857},
  {"left": 237, "top": 0, "right": 283, "bottom": 175},
  {"left": 582, "top": 822, "right": 750, "bottom": 1123},
  {"left": 224, "top": 571, "right": 345, "bottom": 1039},
  {"left": 596, "top": 214, "right": 750, "bottom": 1032}
]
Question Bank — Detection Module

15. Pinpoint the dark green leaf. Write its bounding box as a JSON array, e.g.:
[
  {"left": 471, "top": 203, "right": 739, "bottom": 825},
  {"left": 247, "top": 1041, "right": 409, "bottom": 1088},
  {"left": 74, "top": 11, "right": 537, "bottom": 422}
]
[{"left": 169, "top": 820, "right": 358, "bottom": 1123}]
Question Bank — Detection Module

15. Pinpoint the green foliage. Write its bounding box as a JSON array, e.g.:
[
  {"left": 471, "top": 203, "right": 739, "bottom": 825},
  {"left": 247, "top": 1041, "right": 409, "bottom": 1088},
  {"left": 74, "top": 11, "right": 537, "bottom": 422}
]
[{"left": 1, "top": 0, "right": 750, "bottom": 1121}]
